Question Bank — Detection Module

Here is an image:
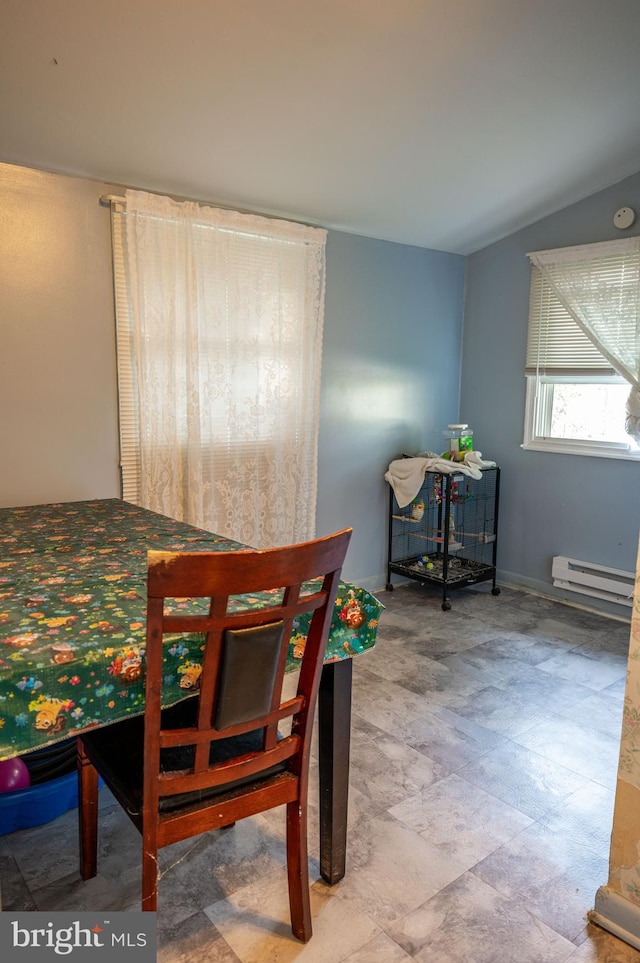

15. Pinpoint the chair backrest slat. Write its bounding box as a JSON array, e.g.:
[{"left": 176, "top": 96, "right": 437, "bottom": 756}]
[{"left": 143, "top": 529, "right": 351, "bottom": 802}]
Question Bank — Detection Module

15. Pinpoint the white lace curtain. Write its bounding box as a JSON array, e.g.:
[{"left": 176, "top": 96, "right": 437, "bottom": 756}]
[
  {"left": 528, "top": 237, "right": 640, "bottom": 444},
  {"left": 113, "top": 189, "right": 327, "bottom": 547}
]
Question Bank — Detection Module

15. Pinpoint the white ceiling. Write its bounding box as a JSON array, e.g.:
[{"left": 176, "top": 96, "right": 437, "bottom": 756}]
[{"left": 2, "top": 0, "right": 640, "bottom": 254}]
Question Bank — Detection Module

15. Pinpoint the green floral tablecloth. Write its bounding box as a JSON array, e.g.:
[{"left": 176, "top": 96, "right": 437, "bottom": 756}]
[{"left": 0, "top": 499, "right": 383, "bottom": 760}]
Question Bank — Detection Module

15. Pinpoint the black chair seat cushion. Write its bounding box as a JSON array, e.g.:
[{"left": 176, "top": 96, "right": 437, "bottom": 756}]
[{"left": 80, "top": 698, "right": 288, "bottom": 815}]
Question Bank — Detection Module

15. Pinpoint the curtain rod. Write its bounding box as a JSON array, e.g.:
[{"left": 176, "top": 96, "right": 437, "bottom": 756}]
[
  {"left": 99, "top": 192, "right": 327, "bottom": 240},
  {"left": 100, "top": 194, "right": 125, "bottom": 206}
]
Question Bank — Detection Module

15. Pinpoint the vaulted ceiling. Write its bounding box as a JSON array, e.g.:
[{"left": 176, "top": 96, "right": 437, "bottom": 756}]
[{"left": 2, "top": 0, "right": 640, "bottom": 254}]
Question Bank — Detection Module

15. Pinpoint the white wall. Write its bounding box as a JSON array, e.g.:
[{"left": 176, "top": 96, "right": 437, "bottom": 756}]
[{"left": 0, "top": 164, "right": 120, "bottom": 506}]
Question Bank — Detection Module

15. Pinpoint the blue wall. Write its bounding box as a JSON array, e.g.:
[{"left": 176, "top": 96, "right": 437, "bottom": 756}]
[
  {"left": 461, "top": 170, "right": 640, "bottom": 606},
  {"left": 317, "top": 231, "right": 465, "bottom": 588}
]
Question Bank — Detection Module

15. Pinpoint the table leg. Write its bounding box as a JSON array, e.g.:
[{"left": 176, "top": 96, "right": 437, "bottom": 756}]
[{"left": 317, "top": 658, "right": 353, "bottom": 885}]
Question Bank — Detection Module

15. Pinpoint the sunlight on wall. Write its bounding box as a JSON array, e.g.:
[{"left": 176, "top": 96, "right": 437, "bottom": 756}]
[{"left": 325, "top": 366, "right": 413, "bottom": 422}]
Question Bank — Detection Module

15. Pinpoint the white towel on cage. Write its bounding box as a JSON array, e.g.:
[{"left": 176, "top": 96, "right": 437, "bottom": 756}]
[{"left": 384, "top": 452, "right": 496, "bottom": 508}]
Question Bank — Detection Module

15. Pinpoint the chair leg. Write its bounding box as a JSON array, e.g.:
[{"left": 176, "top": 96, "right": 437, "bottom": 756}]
[
  {"left": 141, "top": 828, "right": 159, "bottom": 912},
  {"left": 77, "top": 739, "right": 99, "bottom": 881},
  {"left": 286, "top": 799, "right": 312, "bottom": 942}
]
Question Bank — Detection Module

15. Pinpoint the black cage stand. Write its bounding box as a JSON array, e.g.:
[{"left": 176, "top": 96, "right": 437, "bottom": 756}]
[{"left": 386, "top": 466, "right": 500, "bottom": 610}]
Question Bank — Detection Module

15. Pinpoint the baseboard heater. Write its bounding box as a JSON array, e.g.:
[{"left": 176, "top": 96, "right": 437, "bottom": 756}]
[{"left": 552, "top": 555, "right": 635, "bottom": 607}]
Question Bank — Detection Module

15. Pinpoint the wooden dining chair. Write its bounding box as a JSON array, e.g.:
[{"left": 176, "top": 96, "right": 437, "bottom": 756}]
[{"left": 77, "top": 528, "right": 351, "bottom": 941}]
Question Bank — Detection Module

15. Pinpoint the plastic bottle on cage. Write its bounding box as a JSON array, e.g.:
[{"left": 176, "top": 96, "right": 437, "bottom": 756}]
[{"left": 442, "top": 424, "right": 473, "bottom": 462}]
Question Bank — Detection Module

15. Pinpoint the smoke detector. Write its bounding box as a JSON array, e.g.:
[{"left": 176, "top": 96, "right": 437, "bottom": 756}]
[{"left": 614, "top": 207, "right": 636, "bottom": 229}]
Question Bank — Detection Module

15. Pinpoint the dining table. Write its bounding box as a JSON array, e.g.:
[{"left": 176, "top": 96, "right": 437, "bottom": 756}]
[{"left": 0, "top": 498, "right": 383, "bottom": 886}]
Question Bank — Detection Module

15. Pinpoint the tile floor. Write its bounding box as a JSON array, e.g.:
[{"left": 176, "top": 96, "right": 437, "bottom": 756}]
[{"left": 2, "top": 582, "right": 640, "bottom": 962}]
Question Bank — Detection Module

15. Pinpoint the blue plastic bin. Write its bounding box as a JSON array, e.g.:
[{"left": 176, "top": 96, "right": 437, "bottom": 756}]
[{"left": 0, "top": 770, "right": 79, "bottom": 835}]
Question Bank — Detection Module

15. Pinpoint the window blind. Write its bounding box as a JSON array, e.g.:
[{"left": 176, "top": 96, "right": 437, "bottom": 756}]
[
  {"left": 525, "top": 265, "right": 614, "bottom": 377},
  {"left": 110, "top": 202, "right": 142, "bottom": 503}
]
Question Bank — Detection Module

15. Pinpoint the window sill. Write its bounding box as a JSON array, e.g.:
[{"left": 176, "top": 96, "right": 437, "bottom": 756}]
[{"left": 522, "top": 439, "right": 640, "bottom": 461}]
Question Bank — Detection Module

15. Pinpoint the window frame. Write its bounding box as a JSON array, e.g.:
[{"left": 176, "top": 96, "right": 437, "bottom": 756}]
[
  {"left": 523, "top": 253, "right": 640, "bottom": 461},
  {"left": 522, "top": 373, "right": 640, "bottom": 460}
]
